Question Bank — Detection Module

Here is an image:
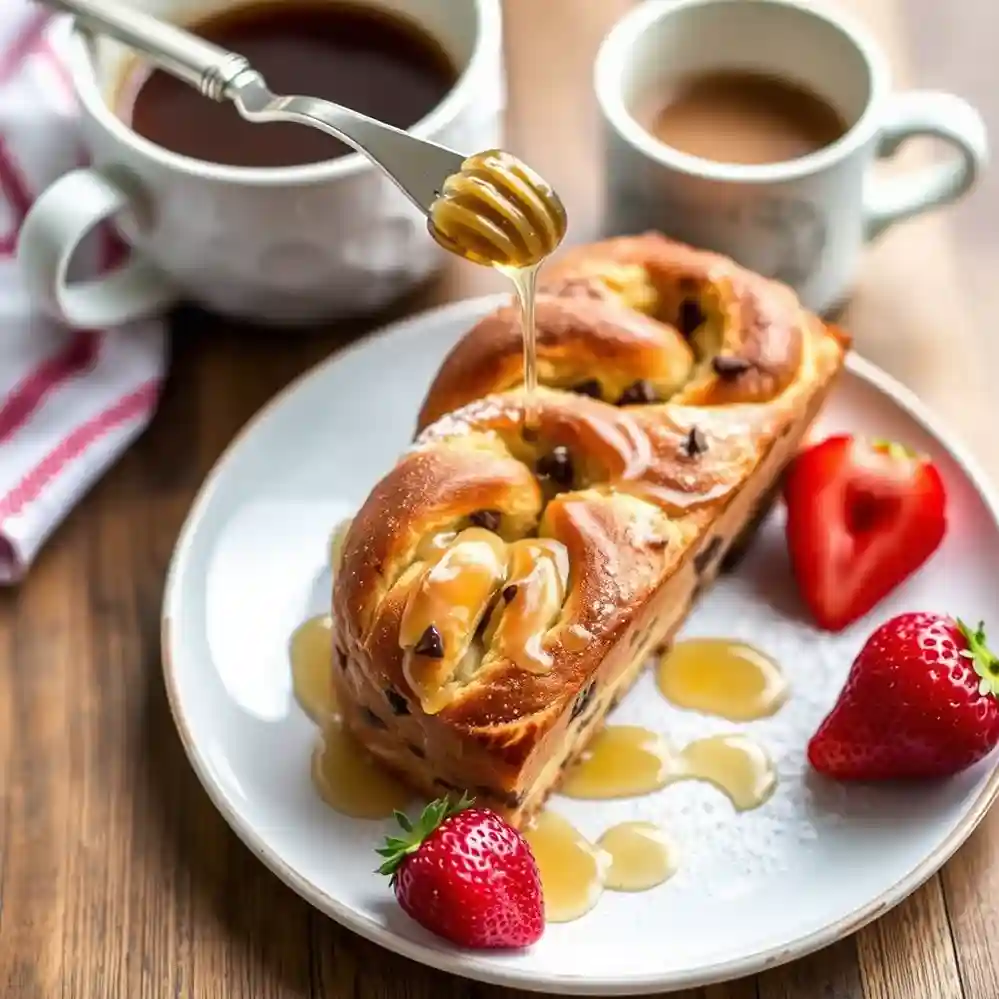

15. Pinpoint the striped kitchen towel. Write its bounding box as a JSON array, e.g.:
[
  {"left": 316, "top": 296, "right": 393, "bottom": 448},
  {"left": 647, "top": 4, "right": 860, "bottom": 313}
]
[{"left": 0, "top": 5, "right": 166, "bottom": 583}]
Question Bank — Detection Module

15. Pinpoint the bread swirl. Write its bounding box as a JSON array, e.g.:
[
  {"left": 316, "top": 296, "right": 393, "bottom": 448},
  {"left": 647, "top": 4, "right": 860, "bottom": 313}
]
[{"left": 332, "top": 233, "right": 848, "bottom": 826}]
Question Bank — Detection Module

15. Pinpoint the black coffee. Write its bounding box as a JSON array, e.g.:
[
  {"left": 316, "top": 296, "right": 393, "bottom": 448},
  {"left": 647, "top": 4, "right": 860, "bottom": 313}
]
[{"left": 117, "top": 1, "right": 458, "bottom": 168}]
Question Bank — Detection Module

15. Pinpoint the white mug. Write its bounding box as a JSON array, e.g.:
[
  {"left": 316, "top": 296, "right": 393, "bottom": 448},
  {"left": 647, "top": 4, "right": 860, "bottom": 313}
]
[
  {"left": 594, "top": 0, "right": 988, "bottom": 314},
  {"left": 18, "top": 0, "right": 505, "bottom": 327}
]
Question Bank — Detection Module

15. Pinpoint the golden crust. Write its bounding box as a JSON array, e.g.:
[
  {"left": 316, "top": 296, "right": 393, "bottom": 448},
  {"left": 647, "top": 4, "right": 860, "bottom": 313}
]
[{"left": 332, "top": 232, "right": 849, "bottom": 824}]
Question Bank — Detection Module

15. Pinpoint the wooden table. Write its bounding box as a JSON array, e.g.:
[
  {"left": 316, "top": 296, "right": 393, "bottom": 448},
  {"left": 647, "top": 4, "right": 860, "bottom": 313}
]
[{"left": 2, "top": 1, "right": 997, "bottom": 996}]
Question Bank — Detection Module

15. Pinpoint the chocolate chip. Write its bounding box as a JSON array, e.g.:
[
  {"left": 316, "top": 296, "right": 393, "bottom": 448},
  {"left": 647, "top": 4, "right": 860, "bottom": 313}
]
[
  {"left": 406, "top": 741, "right": 426, "bottom": 759},
  {"left": 677, "top": 298, "right": 705, "bottom": 337},
  {"left": 362, "top": 707, "right": 387, "bottom": 729},
  {"left": 414, "top": 625, "right": 444, "bottom": 659},
  {"left": 385, "top": 688, "right": 409, "bottom": 715},
  {"left": 434, "top": 778, "right": 459, "bottom": 792},
  {"left": 571, "top": 681, "right": 596, "bottom": 720},
  {"left": 536, "top": 446, "right": 574, "bottom": 488},
  {"left": 504, "top": 791, "right": 525, "bottom": 809},
  {"left": 616, "top": 380, "right": 658, "bottom": 406},
  {"left": 712, "top": 355, "right": 752, "bottom": 378},
  {"left": 571, "top": 379, "right": 602, "bottom": 399},
  {"left": 502, "top": 584, "right": 518, "bottom": 603},
  {"left": 680, "top": 426, "right": 708, "bottom": 458},
  {"left": 335, "top": 649, "right": 347, "bottom": 670},
  {"left": 694, "top": 536, "right": 724, "bottom": 575},
  {"left": 469, "top": 509, "right": 501, "bottom": 532}
]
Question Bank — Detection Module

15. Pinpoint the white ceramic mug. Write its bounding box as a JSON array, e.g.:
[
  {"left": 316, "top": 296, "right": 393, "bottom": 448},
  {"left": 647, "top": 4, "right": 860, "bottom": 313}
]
[
  {"left": 18, "top": 0, "right": 505, "bottom": 327},
  {"left": 594, "top": 0, "right": 988, "bottom": 314}
]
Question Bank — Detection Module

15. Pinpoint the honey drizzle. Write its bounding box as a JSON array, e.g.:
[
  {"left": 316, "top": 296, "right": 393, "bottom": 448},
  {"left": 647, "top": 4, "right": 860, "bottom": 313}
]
[
  {"left": 427, "top": 148, "right": 566, "bottom": 441},
  {"left": 399, "top": 531, "right": 571, "bottom": 709},
  {"left": 562, "top": 623, "right": 593, "bottom": 652},
  {"left": 484, "top": 538, "right": 570, "bottom": 674},
  {"left": 501, "top": 262, "right": 541, "bottom": 433},
  {"left": 560, "top": 725, "right": 777, "bottom": 811},
  {"left": 658, "top": 638, "right": 789, "bottom": 721}
]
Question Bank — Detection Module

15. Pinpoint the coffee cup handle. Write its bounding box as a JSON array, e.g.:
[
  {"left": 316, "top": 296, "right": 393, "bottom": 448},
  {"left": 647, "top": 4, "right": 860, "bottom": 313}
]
[
  {"left": 17, "top": 167, "right": 178, "bottom": 328},
  {"left": 864, "top": 91, "right": 988, "bottom": 241}
]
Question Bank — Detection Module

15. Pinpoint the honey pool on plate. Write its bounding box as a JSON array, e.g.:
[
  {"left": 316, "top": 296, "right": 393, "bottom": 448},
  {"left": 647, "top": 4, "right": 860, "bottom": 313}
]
[
  {"left": 559, "top": 726, "right": 776, "bottom": 811},
  {"left": 289, "top": 557, "right": 790, "bottom": 922},
  {"left": 524, "top": 813, "right": 679, "bottom": 923},
  {"left": 658, "top": 638, "right": 789, "bottom": 721},
  {"left": 290, "top": 609, "right": 413, "bottom": 820}
]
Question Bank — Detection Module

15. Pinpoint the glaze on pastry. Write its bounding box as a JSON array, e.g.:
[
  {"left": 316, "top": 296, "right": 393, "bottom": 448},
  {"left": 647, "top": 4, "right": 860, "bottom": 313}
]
[{"left": 331, "top": 233, "right": 849, "bottom": 826}]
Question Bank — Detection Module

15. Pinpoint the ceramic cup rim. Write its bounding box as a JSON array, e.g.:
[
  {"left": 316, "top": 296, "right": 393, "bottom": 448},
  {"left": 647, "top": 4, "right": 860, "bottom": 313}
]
[
  {"left": 63, "top": 0, "right": 502, "bottom": 188},
  {"left": 594, "top": 0, "right": 892, "bottom": 185}
]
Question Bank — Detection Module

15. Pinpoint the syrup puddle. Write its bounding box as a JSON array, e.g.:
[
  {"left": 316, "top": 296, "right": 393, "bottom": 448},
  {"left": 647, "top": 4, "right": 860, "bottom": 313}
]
[
  {"left": 525, "top": 811, "right": 609, "bottom": 923},
  {"left": 560, "top": 725, "right": 776, "bottom": 811},
  {"left": 525, "top": 813, "right": 677, "bottom": 922},
  {"left": 311, "top": 721, "right": 412, "bottom": 820},
  {"left": 598, "top": 821, "right": 678, "bottom": 892},
  {"left": 328, "top": 516, "right": 353, "bottom": 572},
  {"left": 658, "top": 638, "right": 789, "bottom": 721},
  {"left": 290, "top": 614, "right": 337, "bottom": 724},
  {"left": 291, "top": 608, "right": 412, "bottom": 820}
]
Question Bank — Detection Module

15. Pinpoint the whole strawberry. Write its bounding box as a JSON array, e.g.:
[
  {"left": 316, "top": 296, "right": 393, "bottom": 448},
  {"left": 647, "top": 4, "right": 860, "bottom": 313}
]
[
  {"left": 376, "top": 795, "right": 544, "bottom": 949},
  {"left": 809, "top": 613, "right": 999, "bottom": 780}
]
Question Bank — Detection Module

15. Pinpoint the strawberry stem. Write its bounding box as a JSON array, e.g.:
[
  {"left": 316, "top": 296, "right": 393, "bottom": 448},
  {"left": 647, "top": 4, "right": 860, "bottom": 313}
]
[
  {"left": 870, "top": 438, "right": 921, "bottom": 462},
  {"left": 957, "top": 619, "right": 999, "bottom": 698},
  {"left": 374, "top": 793, "right": 474, "bottom": 879}
]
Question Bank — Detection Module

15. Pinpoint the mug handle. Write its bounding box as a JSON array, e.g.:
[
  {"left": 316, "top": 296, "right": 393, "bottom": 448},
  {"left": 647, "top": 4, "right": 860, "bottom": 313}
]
[
  {"left": 864, "top": 90, "right": 989, "bottom": 241},
  {"left": 17, "top": 167, "right": 178, "bottom": 328}
]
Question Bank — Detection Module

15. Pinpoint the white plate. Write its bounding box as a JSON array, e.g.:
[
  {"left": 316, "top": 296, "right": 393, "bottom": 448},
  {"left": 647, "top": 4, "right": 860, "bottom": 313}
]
[{"left": 163, "top": 295, "right": 999, "bottom": 995}]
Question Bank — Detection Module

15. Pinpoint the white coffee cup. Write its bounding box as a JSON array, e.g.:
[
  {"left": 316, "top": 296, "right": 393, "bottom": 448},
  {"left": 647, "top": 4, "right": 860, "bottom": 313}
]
[
  {"left": 594, "top": 0, "right": 988, "bottom": 314},
  {"left": 18, "top": 0, "right": 504, "bottom": 327}
]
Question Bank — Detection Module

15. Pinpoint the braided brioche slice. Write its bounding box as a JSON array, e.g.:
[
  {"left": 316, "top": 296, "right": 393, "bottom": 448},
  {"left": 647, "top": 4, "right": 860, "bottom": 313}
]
[{"left": 332, "top": 233, "right": 848, "bottom": 827}]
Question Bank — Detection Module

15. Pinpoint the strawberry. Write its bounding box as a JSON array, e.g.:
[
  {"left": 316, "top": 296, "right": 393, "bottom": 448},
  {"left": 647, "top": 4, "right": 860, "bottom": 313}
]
[
  {"left": 784, "top": 436, "right": 947, "bottom": 632},
  {"left": 376, "top": 794, "right": 544, "bottom": 949},
  {"left": 808, "top": 613, "right": 999, "bottom": 780}
]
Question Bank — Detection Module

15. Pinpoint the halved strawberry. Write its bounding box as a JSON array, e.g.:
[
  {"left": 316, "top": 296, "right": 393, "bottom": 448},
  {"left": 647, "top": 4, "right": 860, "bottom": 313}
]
[{"left": 784, "top": 436, "right": 947, "bottom": 631}]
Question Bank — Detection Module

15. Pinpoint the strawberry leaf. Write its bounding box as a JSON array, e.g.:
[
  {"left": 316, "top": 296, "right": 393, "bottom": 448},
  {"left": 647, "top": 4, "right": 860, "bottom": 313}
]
[
  {"left": 957, "top": 618, "right": 999, "bottom": 699},
  {"left": 374, "top": 792, "right": 475, "bottom": 878}
]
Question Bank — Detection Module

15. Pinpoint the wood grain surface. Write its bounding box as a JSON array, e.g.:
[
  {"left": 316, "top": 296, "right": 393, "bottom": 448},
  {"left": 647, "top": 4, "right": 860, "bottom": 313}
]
[{"left": 2, "top": 1, "right": 998, "bottom": 997}]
